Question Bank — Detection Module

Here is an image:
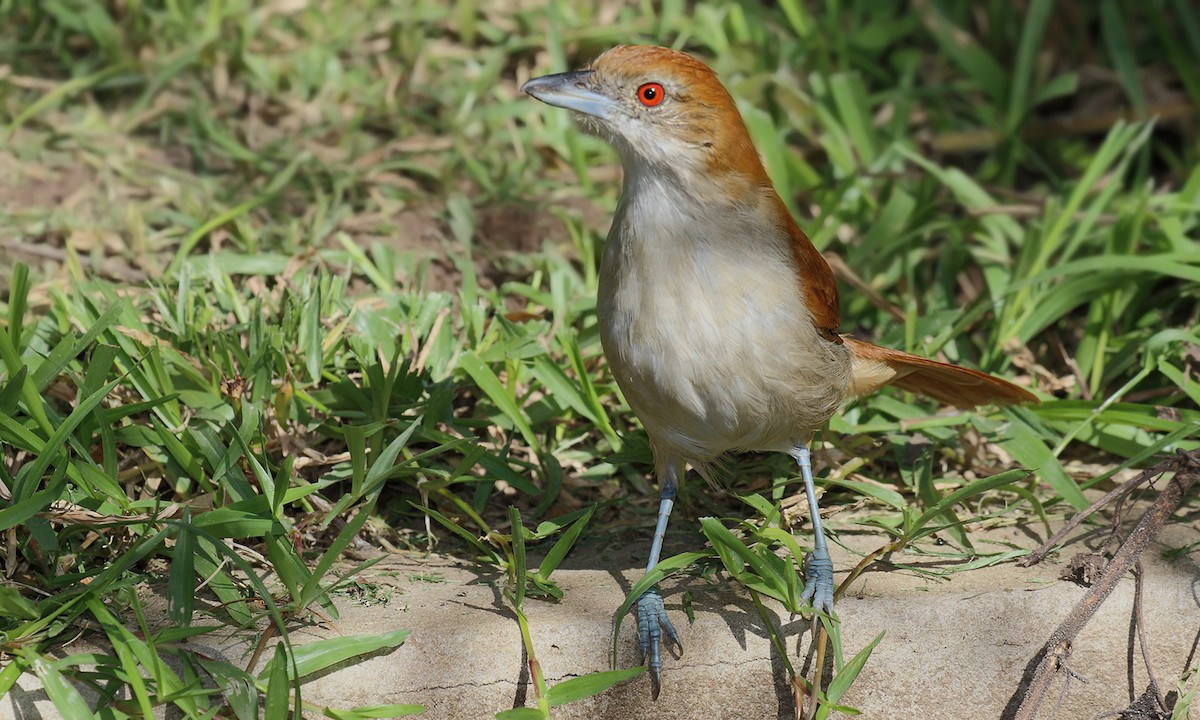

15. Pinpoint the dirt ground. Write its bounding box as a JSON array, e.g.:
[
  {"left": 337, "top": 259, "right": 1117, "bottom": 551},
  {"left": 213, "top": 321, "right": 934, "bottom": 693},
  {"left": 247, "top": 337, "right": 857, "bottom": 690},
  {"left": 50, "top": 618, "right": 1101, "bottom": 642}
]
[{"left": 5, "top": 499, "right": 1198, "bottom": 720}]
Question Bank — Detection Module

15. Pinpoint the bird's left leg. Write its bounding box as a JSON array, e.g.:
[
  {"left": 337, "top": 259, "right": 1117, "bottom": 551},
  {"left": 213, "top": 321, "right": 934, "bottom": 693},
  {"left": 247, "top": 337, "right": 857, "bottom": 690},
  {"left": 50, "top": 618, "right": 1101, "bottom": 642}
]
[
  {"left": 635, "top": 456, "right": 683, "bottom": 699},
  {"left": 791, "top": 445, "right": 835, "bottom": 616}
]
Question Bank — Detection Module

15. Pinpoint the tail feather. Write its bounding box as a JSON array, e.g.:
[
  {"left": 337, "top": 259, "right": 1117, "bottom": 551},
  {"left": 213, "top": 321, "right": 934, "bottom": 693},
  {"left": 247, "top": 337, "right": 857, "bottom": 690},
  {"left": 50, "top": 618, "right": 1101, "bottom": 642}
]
[{"left": 844, "top": 336, "right": 1038, "bottom": 409}]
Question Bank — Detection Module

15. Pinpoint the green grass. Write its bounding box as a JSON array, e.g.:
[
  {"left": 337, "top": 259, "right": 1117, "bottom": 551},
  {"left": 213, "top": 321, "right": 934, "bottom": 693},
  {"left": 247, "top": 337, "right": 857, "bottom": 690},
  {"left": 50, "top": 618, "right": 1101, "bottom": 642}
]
[{"left": 2, "top": 0, "right": 1199, "bottom": 717}]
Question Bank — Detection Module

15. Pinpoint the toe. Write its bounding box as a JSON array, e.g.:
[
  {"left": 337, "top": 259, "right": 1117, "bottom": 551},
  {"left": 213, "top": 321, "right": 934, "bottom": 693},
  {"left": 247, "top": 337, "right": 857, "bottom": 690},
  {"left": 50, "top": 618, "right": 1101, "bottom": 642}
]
[
  {"left": 802, "top": 550, "right": 836, "bottom": 615},
  {"left": 634, "top": 587, "right": 678, "bottom": 698},
  {"left": 661, "top": 612, "right": 682, "bottom": 655}
]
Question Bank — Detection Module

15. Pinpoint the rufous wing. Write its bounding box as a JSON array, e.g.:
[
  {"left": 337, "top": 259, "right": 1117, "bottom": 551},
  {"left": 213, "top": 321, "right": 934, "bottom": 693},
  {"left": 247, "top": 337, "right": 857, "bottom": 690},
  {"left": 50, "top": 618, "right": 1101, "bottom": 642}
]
[{"left": 844, "top": 336, "right": 1038, "bottom": 409}]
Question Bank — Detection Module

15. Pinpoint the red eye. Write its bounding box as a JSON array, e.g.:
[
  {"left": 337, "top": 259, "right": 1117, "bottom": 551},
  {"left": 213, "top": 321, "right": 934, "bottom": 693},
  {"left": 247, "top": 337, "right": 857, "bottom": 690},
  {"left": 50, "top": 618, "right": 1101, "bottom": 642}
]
[{"left": 637, "top": 82, "right": 665, "bottom": 107}]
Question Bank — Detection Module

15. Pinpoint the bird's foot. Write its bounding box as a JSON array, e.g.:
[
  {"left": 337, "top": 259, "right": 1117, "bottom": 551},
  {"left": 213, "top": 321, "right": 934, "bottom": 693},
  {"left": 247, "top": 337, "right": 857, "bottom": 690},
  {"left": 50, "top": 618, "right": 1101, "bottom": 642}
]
[
  {"left": 635, "top": 586, "right": 681, "bottom": 699},
  {"left": 799, "top": 547, "right": 835, "bottom": 617}
]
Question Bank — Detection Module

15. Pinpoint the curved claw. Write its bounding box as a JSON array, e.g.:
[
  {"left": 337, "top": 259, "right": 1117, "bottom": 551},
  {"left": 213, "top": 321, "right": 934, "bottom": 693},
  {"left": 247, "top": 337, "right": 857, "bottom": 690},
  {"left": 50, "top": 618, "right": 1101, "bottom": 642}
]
[
  {"left": 799, "top": 548, "right": 835, "bottom": 616},
  {"left": 635, "top": 586, "right": 680, "bottom": 699}
]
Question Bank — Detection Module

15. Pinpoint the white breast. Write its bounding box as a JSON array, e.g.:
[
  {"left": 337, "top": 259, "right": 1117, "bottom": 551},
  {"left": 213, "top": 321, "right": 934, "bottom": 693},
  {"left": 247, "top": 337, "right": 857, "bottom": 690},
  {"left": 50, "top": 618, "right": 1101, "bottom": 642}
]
[{"left": 597, "top": 171, "right": 851, "bottom": 466}]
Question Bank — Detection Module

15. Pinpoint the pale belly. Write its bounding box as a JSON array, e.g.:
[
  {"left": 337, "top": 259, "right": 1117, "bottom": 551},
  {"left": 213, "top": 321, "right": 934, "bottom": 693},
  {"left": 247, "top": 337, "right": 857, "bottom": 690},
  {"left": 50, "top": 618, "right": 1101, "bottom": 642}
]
[{"left": 597, "top": 228, "right": 851, "bottom": 464}]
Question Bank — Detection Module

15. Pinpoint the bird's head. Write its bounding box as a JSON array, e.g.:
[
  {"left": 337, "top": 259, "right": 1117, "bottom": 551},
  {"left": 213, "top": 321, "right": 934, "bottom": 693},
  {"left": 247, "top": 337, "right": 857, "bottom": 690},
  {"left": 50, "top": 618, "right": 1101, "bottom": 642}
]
[{"left": 522, "top": 45, "right": 770, "bottom": 195}]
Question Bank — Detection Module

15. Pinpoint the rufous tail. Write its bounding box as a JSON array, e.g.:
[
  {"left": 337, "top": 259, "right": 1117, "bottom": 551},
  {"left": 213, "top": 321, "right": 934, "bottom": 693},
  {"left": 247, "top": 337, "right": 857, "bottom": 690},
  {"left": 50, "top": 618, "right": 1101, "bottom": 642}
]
[{"left": 844, "top": 336, "right": 1038, "bottom": 409}]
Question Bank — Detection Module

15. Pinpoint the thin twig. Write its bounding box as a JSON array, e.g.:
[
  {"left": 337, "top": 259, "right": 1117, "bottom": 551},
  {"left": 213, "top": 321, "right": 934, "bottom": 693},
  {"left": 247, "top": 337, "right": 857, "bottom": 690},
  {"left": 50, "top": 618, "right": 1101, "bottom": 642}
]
[
  {"left": 807, "top": 620, "right": 828, "bottom": 720},
  {"left": 926, "top": 99, "right": 1195, "bottom": 154},
  {"left": 824, "top": 253, "right": 905, "bottom": 322},
  {"left": 1133, "top": 560, "right": 1168, "bottom": 711},
  {"left": 1019, "top": 460, "right": 1169, "bottom": 567},
  {"left": 1011, "top": 450, "right": 1199, "bottom": 720}
]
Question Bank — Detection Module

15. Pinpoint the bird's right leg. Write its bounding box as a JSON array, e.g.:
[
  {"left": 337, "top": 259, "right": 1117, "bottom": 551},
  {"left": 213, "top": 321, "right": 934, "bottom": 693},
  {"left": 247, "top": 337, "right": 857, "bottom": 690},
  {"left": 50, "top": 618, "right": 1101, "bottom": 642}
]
[
  {"left": 792, "top": 445, "right": 835, "bottom": 616},
  {"left": 635, "top": 456, "right": 683, "bottom": 699}
]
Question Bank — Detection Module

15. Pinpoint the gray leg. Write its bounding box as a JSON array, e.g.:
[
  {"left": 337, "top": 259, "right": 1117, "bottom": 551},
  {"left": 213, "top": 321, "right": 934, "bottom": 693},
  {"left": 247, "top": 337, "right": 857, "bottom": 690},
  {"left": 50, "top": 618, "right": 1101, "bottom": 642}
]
[
  {"left": 792, "top": 445, "right": 835, "bottom": 615},
  {"left": 635, "top": 458, "right": 682, "bottom": 699}
]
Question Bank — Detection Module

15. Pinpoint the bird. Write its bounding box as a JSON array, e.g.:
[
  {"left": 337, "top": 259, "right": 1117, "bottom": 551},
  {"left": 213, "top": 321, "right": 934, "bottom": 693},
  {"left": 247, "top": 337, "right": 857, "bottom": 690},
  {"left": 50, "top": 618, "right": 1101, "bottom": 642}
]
[{"left": 521, "top": 44, "right": 1037, "bottom": 697}]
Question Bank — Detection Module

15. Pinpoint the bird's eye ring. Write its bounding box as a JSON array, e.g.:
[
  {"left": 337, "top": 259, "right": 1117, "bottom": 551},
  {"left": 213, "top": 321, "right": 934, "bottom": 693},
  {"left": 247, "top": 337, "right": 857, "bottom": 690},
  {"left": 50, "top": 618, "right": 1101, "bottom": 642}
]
[{"left": 637, "top": 82, "right": 666, "bottom": 107}]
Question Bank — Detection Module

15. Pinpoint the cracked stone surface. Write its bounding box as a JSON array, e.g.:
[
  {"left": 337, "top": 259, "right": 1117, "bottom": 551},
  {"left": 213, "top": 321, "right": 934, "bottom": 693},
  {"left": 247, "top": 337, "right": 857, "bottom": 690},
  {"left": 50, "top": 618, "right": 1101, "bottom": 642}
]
[{"left": 4, "top": 514, "right": 1199, "bottom": 719}]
